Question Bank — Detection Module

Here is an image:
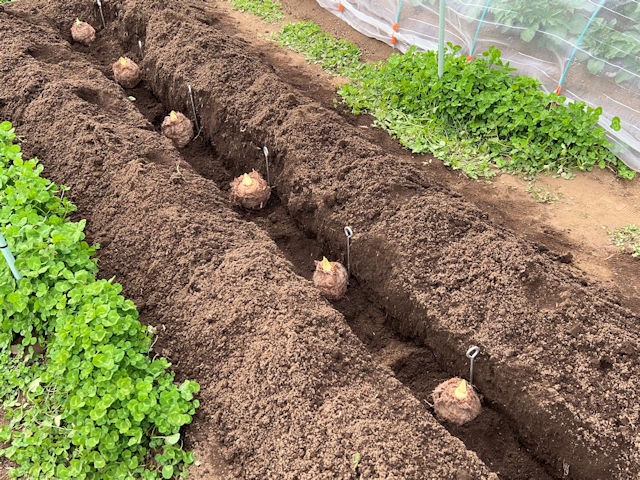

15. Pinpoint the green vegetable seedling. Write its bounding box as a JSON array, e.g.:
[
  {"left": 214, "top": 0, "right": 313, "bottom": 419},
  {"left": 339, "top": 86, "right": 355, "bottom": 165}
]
[{"left": 352, "top": 452, "right": 361, "bottom": 471}]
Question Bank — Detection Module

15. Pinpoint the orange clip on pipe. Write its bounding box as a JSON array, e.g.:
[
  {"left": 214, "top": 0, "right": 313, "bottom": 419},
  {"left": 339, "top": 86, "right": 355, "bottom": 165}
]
[
  {"left": 338, "top": 3, "right": 344, "bottom": 12},
  {"left": 551, "top": 85, "right": 563, "bottom": 106},
  {"left": 391, "top": 35, "right": 397, "bottom": 45},
  {"left": 393, "top": 22, "right": 399, "bottom": 31},
  {"left": 466, "top": 55, "right": 473, "bottom": 62}
]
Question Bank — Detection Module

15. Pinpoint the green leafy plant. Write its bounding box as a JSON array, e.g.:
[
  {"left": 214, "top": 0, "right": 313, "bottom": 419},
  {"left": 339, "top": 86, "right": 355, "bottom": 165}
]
[
  {"left": 352, "top": 452, "right": 361, "bottom": 471},
  {"left": 344, "top": 42, "right": 633, "bottom": 178},
  {"left": 229, "top": 0, "right": 283, "bottom": 23},
  {"left": 277, "top": 22, "right": 362, "bottom": 75},
  {"left": 491, "top": 0, "right": 585, "bottom": 46},
  {"left": 0, "top": 121, "right": 199, "bottom": 479},
  {"left": 526, "top": 182, "right": 562, "bottom": 203},
  {"left": 581, "top": 18, "right": 640, "bottom": 87},
  {"left": 489, "top": 0, "right": 640, "bottom": 89},
  {"left": 276, "top": 22, "right": 635, "bottom": 179},
  {"left": 610, "top": 224, "right": 640, "bottom": 257}
]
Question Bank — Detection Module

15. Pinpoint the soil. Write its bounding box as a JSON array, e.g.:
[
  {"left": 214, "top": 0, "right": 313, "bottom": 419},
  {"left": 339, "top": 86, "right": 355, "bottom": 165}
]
[
  {"left": 0, "top": 3, "right": 496, "bottom": 480},
  {"left": 183, "top": 139, "right": 555, "bottom": 480},
  {"left": 215, "top": 0, "right": 640, "bottom": 314},
  {"left": 114, "top": 71, "right": 556, "bottom": 479},
  {"left": 1, "top": 1, "right": 639, "bottom": 480}
]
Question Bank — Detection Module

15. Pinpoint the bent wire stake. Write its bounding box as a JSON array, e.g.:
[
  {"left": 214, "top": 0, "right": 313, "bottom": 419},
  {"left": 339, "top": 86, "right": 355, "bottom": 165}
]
[
  {"left": 466, "top": 345, "right": 480, "bottom": 386},
  {"left": 138, "top": 40, "right": 144, "bottom": 58},
  {"left": 263, "top": 146, "right": 270, "bottom": 186},
  {"left": 344, "top": 226, "right": 353, "bottom": 278},
  {"left": 96, "top": 0, "right": 106, "bottom": 29},
  {"left": 0, "top": 232, "right": 22, "bottom": 281},
  {"left": 187, "top": 85, "right": 201, "bottom": 133}
]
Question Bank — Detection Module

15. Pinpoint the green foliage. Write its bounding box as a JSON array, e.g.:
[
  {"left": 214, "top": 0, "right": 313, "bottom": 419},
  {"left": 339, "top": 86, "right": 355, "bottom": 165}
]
[
  {"left": 0, "top": 121, "right": 199, "bottom": 479},
  {"left": 339, "top": 44, "right": 632, "bottom": 179},
  {"left": 491, "top": 0, "right": 640, "bottom": 89},
  {"left": 526, "top": 183, "right": 562, "bottom": 203},
  {"left": 610, "top": 224, "right": 640, "bottom": 257},
  {"left": 491, "top": 0, "right": 584, "bottom": 45},
  {"left": 352, "top": 452, "right": 361, "bottom": 471},
  {"left": 582, "top": 18, "right": 640, "bottom": 87},
  {"left": 229, "top": 0, "right": 283, "bottom": 23},
  {"left": 277, "top": 22, "right": 362, "bottom": 75},
  {"left": 277, "top": 22, "right": 632, "bottom": 180}
]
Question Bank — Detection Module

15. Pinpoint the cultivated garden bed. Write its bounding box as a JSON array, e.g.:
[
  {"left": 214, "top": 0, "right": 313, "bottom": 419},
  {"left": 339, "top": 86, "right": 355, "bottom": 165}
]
[{"left": 1, "top": 0, "right": 639, "bottom": 479}]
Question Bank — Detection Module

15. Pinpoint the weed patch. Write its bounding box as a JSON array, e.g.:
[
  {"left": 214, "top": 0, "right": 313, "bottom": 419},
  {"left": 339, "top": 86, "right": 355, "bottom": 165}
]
[
  {"left": 277, "top": 22, "right": 635, "bottom": 181},
  {"left": 277, "top": 22, "right": 361, "bottom": 75},
  {"left": 610, "top": 225, "right": 640, "bottom": 257},
  {"left": 229, "top": 0, "right": 283, "bottom": 23},
  {"left": 526, "top": 183, "right": 562, "bottom": 203},
  {"left": 0, "top": 121, "right": 199, "bottom": 479}
]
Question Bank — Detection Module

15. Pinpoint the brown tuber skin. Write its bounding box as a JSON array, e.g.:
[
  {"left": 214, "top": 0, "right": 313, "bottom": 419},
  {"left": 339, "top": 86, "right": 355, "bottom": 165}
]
[
  {"left": 161, "top": 111, "right": 194, "bottom": 148},
  {"left": 71, "top": 19, "right": 96, "bottom": 46},
  {"left": 229, "top": 170, "right": 271, "bottom": 209},
  {"left": 112, "top": 57, "right": 142, "bottom": 89},
  {"left": 313, "top": 257, "right": 348, "bottom": 300},
  {"left": 432, "top": 378, "right": 481, "bottom": 426}
]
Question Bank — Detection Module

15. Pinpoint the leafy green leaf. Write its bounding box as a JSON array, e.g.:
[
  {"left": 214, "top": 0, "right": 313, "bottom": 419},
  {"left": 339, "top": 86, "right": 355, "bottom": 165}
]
[
  {"left": 615, "top": 70, "right": 634, "bottom": 84},
  {"left": 610, "top": 116, "right": 621, "bottom": 132},
  {"left": 162, "top": 465, "right": 174, "bottom": 479},
  {"left": 587, "top": 58, "right": 604, "bottom": 75},
  {"left": 520, "top": 27, "right": 537, "bottom": 42},
  {"left": 165, "top": 433, "right": 181, "bottom": 445}
]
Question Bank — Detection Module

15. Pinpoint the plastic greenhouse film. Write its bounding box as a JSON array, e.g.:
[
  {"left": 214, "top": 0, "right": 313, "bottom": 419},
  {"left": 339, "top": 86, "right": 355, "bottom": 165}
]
[{"left": 316, "top": 0, "right": 640, "bottom": 172}]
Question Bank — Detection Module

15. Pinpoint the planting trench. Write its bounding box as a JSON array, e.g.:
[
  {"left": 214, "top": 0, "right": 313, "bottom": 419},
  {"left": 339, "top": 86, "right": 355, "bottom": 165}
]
[
  {"left": 0, "top": 4, "right": 499, "bottom": 480},
  {"left": 124, "top": 84, "right": 555, "bottom": 479},
  {"left": 2, "top": 0, "right": 640, "bottom": 479},
  {"left": 1, "top": 7, "right": 537, "bottom": 479},
  {"left": 113, "top": 2, "right": 640, "bottom": 479}
]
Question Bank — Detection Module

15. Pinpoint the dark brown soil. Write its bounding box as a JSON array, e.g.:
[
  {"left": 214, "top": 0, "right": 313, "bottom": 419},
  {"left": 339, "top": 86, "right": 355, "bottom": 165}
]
[
  {"left": 89, "top": 2, "right": 640, "bottom": 479},
  {"left": 182, "top": 138, "right": 555, "bottom": 480},
  {"left": 217, "top": 0, "right": 640, "bottom": 317},
  {"left": 1, "top": 0, "right": 640, "bottom": 479},
  {"left": 0, "top": 3, "right": 497, "bottom": 480},
  {"left": 82, "top": 56, "right": 558, "bottom": 477}
]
